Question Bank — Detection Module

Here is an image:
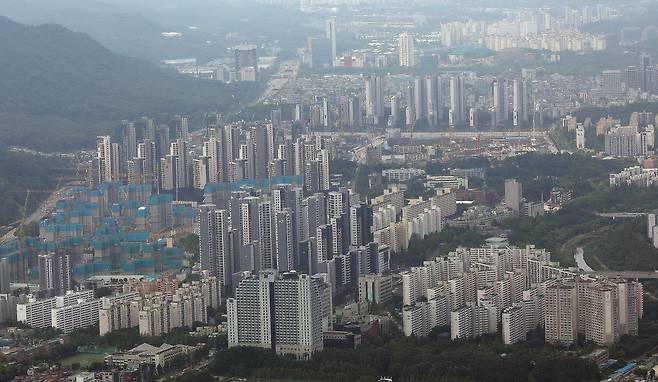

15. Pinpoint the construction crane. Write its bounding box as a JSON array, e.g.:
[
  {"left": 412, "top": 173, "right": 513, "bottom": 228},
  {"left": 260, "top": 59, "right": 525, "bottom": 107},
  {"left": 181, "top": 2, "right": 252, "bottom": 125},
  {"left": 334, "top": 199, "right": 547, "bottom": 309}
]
[
  {"left": 15, "top": 177, "right": 63, "bottom": 246},
  {"left": 476, "top": 133, "right": 482, "bottom": 155},
  {"left": 338, "top": 121, "right": 345, "bottom": 144},
  {"left": 409, "top": 120, "right": 415, "bottom": 147}
]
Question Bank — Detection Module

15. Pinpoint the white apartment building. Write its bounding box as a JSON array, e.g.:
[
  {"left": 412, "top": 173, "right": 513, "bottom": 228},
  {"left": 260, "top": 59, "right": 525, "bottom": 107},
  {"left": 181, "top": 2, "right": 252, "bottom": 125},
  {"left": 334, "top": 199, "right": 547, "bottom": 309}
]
[
  {"left": 401, "top": 271, "right": 421, "bottom": 306},
  {"left": 609, "top": 166, "right": 658, "bottom": 187},
  {"left": 139, "top": 299, "right": 170, "bottom": 337},
  {"left": 450, "top": 304, "right": 497, "bottom": 340},
  {"left": 433, "top": 189, "right": 457, "bottom": 218},
  {"left": 371, "top": 188, "right": 405, "bottom": 213},
  {"left": 398, "top": 32, "right": 415, "bottom": 67},
  {"left": 404, "top": 290, "right": 466, "bottom": 339},
  {"left": 544, "top": 281, "right": 578, "bottom": 346},
  {"left": 137, "top": 277, "right": 221, "bottom": 337},
  {"left": 52, "top": 291, "right": 139, "bottom": 334},
  {"left": 585, "top": 284, "right": 619, "bottom": 346},
  {"left": 227, "top": 271, "right": 329, "bottom": 359},
  {"left": 398, "top": 242, "right": 643, "bottom": 347},
  {"left": 576, "top": 125, "right": 586, "bottom": 149},
  {"left": 52, "top": 299, "right": 101, "bottom": 334},
  {"left": 427, "top": 294, "right": 450, "bottom": 329},
  {"left": 406, "top": 206, "right": 442, "bottom": 242},
  {"left": 17, "top": 290, "right": 94, "bottom": 329},
  {"left": 372, "top": 205, "right": 397, "bottom": 231},
  {"left": 99, "top": 298, "right": 143, "bottom": 336},
  {"left": 522, "top": 288, "right": 543, "bottom": 332},
  {"left": 502, "top": 305, "right": 527, "bottom": 345},
  {"left": 403, "top": 303, "right": 429, "bottom": 337},
  {"left": 169, "top": 292, "right": 207, "bottom": 330},
  {"left": 373, "top": 222, "right": 406, "bottom": 254}
]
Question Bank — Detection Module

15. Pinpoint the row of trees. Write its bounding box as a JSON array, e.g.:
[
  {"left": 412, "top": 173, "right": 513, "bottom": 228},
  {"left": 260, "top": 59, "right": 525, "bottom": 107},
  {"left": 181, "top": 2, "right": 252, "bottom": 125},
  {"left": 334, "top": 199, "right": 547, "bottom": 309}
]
[
  {"left": 485, "top": 152, "right": 630, "bottom": 201},
  {"left": 201, "top": 334, "right": 600, "bottom": 382},
  {"left": 395, "top": 228, "right": 486, "bottom": 267},
  {"left": 65, "top": 325, "right": 221, "bottom": 352}
]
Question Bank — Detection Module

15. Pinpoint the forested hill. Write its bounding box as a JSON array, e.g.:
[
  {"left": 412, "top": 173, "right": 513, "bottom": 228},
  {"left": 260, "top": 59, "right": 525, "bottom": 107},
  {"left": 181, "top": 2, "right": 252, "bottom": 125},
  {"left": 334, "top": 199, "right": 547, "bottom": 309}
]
[
  {"left": 0, "top": 15, "right": 258, "bottom": 150},
  {"left": 0, "top": 146, "right": 73, "bottom": 226}
]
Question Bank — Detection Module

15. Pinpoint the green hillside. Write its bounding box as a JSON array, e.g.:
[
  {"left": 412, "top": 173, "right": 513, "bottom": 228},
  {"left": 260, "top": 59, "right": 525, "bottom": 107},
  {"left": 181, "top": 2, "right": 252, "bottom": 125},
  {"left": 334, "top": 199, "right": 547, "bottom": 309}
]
[
  {"left": 0, "top": 146, "right": 73, "bottom": 226},
  {"left": 0, "top": 15, "right": 258, "bottom": 150}
]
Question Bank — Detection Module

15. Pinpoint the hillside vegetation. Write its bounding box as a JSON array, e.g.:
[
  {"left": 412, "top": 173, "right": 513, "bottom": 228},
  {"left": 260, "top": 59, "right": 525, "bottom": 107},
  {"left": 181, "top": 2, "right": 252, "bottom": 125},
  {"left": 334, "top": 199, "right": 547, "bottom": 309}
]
[
  {"left": 0, "top": 147, "right": 73, "bottom": 225},
  {"left": 497, "top": 153, "right": 658, "bottom": 268},
  {"left": 0, "top": 15, "right": 258, "bottom": 150}
]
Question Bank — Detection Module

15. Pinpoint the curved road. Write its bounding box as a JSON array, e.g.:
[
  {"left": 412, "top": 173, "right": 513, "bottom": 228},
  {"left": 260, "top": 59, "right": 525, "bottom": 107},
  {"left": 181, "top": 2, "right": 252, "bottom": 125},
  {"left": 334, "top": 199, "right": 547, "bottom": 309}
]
[{"left": 573, "top": 247, "right": 593, "bottom": 272}]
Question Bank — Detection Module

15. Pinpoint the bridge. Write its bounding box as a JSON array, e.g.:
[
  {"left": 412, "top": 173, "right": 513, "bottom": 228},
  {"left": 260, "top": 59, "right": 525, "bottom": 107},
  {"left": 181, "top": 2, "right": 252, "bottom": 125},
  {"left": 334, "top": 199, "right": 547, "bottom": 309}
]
[
  {"left": 400, "top": 131, "right": 548, "bottom": 139},
  {"left": 585, "top": 271, "right": 658, "bottom": 279},
  {"left": 596, "top": 212, "right": 647, "bottom": 219},
  {"left": 311, "top": 130, "right": 549, "bottom": 140}
]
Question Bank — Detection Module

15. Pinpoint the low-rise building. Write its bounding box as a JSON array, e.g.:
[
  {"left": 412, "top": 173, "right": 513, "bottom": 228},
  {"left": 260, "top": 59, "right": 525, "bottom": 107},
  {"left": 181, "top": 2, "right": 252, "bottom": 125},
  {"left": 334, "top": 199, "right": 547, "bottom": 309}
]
[
  {"left": 105, "top": 343, "right": 190, "bottom": 368},
  {"left": 425, "top": 175, "right": 468, "bottom": 191},
  {"left": 382, "top": 168, "right": 426, "bottom": 183}
]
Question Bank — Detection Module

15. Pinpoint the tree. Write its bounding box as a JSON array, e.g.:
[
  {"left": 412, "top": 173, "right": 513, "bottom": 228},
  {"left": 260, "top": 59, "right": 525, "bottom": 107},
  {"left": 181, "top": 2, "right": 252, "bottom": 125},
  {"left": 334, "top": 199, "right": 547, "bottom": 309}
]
[
  {"left": 404, "top": 179, "right": 428, "bottom": 199},
  {"left": 169, "top": 354, "right": 189, "bottom": 370},
  {"left": 179, "top": 234, "right": 200, "bottom": 262},
  {"left": 395, "top": 228, "right": 486, "bottom": 267},
  {"left": 94, "top": 287, "right": 112, "bottom": 299},
  {"left": 204, "top": 336, "right": 601, "bottom": 382},
  {"left": 88, "top": 361, "right": 104, "bottom": 371},
  {"left": 354, "top": 165, "right": 370, "bottom": 197},
  {"left": 207, "top": 306, "right": 219, "bottom": 321},
  {"left": 331, "top": 159, "right": 358, "bottom": 181}
]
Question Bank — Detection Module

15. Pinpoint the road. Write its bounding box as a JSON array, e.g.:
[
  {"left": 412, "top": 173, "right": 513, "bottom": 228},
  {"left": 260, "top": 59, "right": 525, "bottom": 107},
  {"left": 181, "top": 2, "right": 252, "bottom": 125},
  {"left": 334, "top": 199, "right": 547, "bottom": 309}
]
[
  {"left": 545, "top": 124, "right": 560, "bottom": 154},
  {"left": 0, "top": 187, "right": 71, "bottom": 243},
  {"left": 571, "top": 244, "right": 658, "bottom": 279},
  {"left": 573, "top": 247, "right": 593, "bottom": 272},
  {"left": 310, "top": 130, "right": 549, "bottom": 139},
  {"left": 158, "top": 358, "right": 209, "bottom": 381},
  {"left": 585, "top": 271, "right": 658, "bottom": 279},
  {"left": 255, "top": 59, "right": 299, "bottom": 105},
  {"left": 399, "top": 130, "right": 549, "bottom": 139},
  {"left": 596, "top": 212, "right": 648, "bottom": 219}
]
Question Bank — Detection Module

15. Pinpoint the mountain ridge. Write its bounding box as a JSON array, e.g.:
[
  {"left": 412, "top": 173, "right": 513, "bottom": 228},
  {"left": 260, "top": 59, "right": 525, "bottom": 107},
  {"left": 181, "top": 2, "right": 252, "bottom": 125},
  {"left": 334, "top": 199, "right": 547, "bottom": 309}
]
[{"left": 0, "top": 14, "right": 257, "bottom": 150}]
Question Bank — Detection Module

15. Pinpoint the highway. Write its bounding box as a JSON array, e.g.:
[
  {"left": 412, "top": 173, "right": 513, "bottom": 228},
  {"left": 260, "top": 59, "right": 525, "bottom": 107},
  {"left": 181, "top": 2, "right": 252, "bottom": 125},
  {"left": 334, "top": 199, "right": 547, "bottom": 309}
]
[
  {"left": 596, "top": 212, "right": 648, "bottom": 219},
  {"left": 255, "top": 59, "right": 299, "bottom": 105},
  {"left": 0, "top": 186, "right": 71, "bottom": 243},
  {"left": 573, "top": 247, "right": 593, "bottom": 272},
  {"left": 399, "top": 130, "right": 549, "bottom": 139},
  {"left": 310, "top": 130, "right": 550, "bottom": 139},
  {"left": 585, "top": 271, "right": 658, "bottom": 279}
]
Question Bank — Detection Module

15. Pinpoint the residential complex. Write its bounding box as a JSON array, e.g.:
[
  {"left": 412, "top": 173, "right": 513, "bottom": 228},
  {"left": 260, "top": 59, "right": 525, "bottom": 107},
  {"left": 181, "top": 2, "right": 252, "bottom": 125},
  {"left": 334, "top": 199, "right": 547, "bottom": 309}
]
[
  {"left": 227, "top": 271, "right": 331, "bottom": 359},
  {"left": 99, "top": 277, "right": 222, "bottom": 336},
  {"left": 609, "top": 166, "right": 658, "bottom": 187},
  {"left": 401, "top": 243, "right": 643, "bottom": 347},
  {"left": 4, "top": 1, "right": 658, "bottom": 381}
]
